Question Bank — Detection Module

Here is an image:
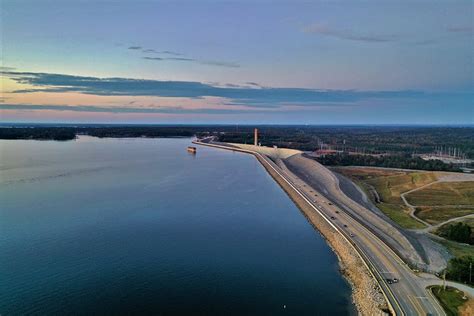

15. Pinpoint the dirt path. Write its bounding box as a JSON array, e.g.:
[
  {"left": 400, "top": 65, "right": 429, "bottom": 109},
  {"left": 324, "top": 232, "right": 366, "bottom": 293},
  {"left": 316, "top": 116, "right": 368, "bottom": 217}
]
[
  {"left": 424, "top": 214, "right": 474, "bottom": 233},
  {"left": 400, "top": 181, "right": 440, "bottom": 227},
  {"left": 399, "top": 179, "right": 474, "bottom": 233}
]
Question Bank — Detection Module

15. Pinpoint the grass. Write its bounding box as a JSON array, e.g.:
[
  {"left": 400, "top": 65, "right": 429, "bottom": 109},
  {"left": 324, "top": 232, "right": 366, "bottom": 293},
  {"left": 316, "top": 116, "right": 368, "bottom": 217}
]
[
  {"left": 367, "top": 171, "right": 437, "bottom": 203},
  {"left": 333, "top": 167, "right": 432, "bottom": 229},
  {"left": 377, "top": 203, "right": 426, "bottom": 229},
  {"left": 430, "top": 286, "right": 468, "bottom": 316},
  {"left": 438, "top": 238, "right": 474, "bottom": 258},
  {"left": 416, "top": 207, "right": 474, "bottom": 225},
  {"left": 406, "top": 181, "right": 474, "bottom": 206},
  {"left": 334, "top": 167, "right": 474, "bottom": 230}
]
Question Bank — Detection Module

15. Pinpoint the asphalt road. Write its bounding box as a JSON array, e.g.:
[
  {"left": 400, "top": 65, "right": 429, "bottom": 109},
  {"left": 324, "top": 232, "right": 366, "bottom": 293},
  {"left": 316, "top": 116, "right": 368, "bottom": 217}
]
[{"left": 257, "top": 154, "right": 445, "bottom": 315}]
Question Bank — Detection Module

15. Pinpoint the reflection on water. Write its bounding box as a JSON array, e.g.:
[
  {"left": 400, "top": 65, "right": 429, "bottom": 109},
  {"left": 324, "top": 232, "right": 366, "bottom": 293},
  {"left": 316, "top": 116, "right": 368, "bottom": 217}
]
[{"left": 0, "top": 136, "right": 353, "bottom": 315}]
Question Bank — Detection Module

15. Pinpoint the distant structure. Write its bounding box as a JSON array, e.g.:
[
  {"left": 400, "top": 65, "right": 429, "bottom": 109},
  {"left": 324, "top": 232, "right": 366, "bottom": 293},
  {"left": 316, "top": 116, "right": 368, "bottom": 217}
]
[
  {"left": 420, "top": 146, "right": 472, "bottom": 166},
  {"left": 254, "top": 128, "right": 258, "bottom": 146}
]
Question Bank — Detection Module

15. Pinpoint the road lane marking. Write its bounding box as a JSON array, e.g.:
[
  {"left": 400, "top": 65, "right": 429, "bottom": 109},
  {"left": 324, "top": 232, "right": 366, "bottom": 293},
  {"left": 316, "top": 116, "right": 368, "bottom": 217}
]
[{"left": 408, "top": 295, "right": 425, "bottom": 315}]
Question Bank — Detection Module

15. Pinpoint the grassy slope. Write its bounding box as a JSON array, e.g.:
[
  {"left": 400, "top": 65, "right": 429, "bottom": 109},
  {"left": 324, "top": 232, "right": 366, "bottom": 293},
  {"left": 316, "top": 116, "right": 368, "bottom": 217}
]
[
  {"left": 418, "top": 207, "right": 474, "bottom": 225},
  {"left": 334, "top": 167, "right": 430, "bottom": 229},
  {"left": 435, "top": 218, "right": 474, "bottom": 250},
  {"left": 438, "top": 238, "right": 474, "bottom": 258},
  {"left": 335, "top": 167, "right": 474, "bottom": 230},
  {"left": 406, "top": 182, "right": 474, "bottom": 206},
  {"left": 430, "top": 286, "right": 469, "bottom": 316}
]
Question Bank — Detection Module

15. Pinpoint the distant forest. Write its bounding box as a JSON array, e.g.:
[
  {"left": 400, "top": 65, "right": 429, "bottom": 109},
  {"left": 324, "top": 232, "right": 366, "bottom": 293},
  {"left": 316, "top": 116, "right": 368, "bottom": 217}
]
[
  {"left": 1, "top": 125, "right": 472, "bottom": 171},
  {"left": 314, "top": 153, "right": 462, "bottom": 172}
]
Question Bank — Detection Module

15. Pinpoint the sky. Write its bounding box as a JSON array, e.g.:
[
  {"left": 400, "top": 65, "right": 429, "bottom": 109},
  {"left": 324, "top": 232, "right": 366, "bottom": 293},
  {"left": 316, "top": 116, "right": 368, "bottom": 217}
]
[{"left": 1, "top": 0, "right": 473, "bottom": 124}]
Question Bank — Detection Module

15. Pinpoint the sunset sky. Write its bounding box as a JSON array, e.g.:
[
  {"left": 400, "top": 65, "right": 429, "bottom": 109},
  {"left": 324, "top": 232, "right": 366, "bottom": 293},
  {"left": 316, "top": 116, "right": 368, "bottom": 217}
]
[{"left": 1, "top": 0, "right": 473, "bottom": 124}]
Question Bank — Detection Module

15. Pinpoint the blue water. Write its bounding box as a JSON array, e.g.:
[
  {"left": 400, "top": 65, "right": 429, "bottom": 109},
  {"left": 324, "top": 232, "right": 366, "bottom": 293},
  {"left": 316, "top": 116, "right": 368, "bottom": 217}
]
[{"left": 0, "top": 136, "right": 353, "bottom": 315}]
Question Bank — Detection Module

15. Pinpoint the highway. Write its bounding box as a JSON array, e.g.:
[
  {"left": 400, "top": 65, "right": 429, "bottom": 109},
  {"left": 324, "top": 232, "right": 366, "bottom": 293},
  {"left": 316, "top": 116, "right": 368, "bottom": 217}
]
[
  {"left": 194, "top": 139, "right": 447, "bottom": 315},
  {"left": 261, "top": 154, "right": 445, "bottom": 316}
]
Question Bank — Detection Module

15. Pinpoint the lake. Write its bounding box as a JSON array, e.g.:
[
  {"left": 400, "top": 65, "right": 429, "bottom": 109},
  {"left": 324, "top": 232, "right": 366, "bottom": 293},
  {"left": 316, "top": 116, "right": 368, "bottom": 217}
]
[{"left": 0, "top": 136, "right": 353, "bottom": 315}]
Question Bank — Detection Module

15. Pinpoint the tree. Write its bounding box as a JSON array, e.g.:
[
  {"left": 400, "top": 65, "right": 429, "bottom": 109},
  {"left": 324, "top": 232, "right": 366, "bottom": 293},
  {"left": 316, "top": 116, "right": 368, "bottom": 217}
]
[
  {"left": 446, "top": 223, "right": 472, "bottom": 244},
  {"left": 446, "top": 256, "right": 474, "bottom": 284}
]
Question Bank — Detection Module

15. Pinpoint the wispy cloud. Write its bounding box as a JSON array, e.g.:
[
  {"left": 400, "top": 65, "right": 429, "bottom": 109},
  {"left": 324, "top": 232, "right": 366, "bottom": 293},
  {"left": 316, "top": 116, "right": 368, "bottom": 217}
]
[
  {"left": 0, "top": 103, "right": 265, "bottom": 115},
  {"left": 303, "top": 24, "right": 396, "bottom": 43},
  {"left": 142, "top": 48, "right": 183, "bottom": 55},
  {"left": 143, "top": 57, "right": 164, "bottom": 61},
  {"left": 127, "top": 44, "right": 239, "bottom": 68},
  {"left": 142, "top": 56, "right": 239, "bottom": 68},
  {"left": 0, "top": 66, "right": 16, "bottom": 71},
  {"left": 200, "top": 60, "right": 240, "bottom": 68},
  {"left": 143, "top": 56, "right": 195, "bottom": 62},
  {"left": 447, "top": 26, "right": 473, "bottom": 34}
]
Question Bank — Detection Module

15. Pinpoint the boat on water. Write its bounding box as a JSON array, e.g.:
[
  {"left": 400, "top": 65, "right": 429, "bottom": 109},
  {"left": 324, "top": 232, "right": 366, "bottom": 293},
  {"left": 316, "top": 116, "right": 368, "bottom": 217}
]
[{"left": 187, "top": 146, "right": 197, "bottom": 153}]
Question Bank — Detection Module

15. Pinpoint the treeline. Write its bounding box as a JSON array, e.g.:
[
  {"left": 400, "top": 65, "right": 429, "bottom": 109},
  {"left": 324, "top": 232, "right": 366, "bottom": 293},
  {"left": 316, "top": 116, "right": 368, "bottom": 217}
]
[
  {"left": 0, "top": 126, "right": 213, "bottom": 141},
  {"left": 438, "top": 222, "right": 473, "bottom": 244},
  {"left": 85, "top": 127, "right": 196, "bottom": 138},
  {"left": 0, "top": 127, "right": 77, "bottom": 140},
  {"left": 217, "top": 126, "right": 474, "bottom": 158},
  {"left": 2, "top": 125, "right": 473, "bottom": 160},
  {"left": 313, "top": 153, "right": 461, "bottom": 172}
]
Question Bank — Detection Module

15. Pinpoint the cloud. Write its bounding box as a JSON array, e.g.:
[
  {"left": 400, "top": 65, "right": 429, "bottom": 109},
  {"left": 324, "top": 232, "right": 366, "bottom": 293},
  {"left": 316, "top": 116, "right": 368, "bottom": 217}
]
[
  {"left": 0, "top": 66, "right": 16, "bottom": 71},
  {"left": 447, "top": 26, "right": 473, "bottom": 34},
  {"left": 142, "top": 56, "right": 239, "bottom": 68},
  {"left": 127, "top": 44, "right": 238, "bottom": 67},
  {"left": 143, "top": 57, "right": 195, "bottom": 62},
  {"left": 0, "top": 103, "right": 266, "bottom": 115},
  {"left": 1, "top": 71, "right": 438, "bottom": 109},
  {"left": 199, "top": 60, "right": 240, "bottom": 68},
  {"left": 142, "top": 48, "right": 183, "bottom": 55},
  {"left": 303, "top": 24, "right": 396, "bottom": 42},
  {"left": 143, "top": 57, "right": 164, "bottom": 61}
]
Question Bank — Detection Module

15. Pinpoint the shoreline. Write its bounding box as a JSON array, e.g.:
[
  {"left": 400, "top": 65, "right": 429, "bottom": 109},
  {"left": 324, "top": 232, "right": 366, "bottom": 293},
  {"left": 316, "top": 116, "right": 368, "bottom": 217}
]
[{"left": 194, "top": 140, "right": 390, "bottom": 315}]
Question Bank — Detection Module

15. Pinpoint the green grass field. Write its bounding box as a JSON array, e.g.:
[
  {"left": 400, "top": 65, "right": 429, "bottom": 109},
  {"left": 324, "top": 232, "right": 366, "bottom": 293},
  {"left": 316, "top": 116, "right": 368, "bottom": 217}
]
[
  {"left": 334, "top": 167, "right": 474, "bottom": 230},
  {"left": 430, "top": 286, "right": 469, "bottom": 316},
  {"left": 333, "top": 167, "right": 434, "bottom": 229},
  {"left": 416, "top": 207, "right": 474, "bottom": 225},
  {"left": 377, "top": 203, "right": 426, "bottom": 229},
  {"left": 406, "top": 181, "right": 474, "bottom": 206}
]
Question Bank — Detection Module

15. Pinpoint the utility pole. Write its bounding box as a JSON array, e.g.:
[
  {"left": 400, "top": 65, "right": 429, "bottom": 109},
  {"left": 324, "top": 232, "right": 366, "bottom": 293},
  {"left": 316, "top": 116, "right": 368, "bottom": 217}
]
[
  {"left": 443, "top": 270, "right": 446, "bottom": 290},
  {"left": 469, "top": 262, "right": 472, "bottom": 284}
]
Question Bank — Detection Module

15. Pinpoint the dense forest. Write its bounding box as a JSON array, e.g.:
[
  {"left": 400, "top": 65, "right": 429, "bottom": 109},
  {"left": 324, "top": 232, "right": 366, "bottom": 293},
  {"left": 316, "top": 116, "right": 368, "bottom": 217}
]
[
  {"left": 217, "top": 126, "right": 474, "bottom": 158},
  {"left": 446, "top": 256, "right": 474, "bottom": 286},
  {"left": 313, "top": 153, "right": 462, "bottom": 172},
  {"left": 0, "top": 126, "right": 210, "bottom": 141}
]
